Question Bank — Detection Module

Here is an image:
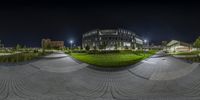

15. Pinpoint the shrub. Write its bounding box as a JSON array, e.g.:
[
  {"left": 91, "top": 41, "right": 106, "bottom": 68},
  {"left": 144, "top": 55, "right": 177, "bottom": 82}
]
[
  {"left": 124, "top": 46, "right": 129, "bottom": 50},
  {"left": 93, "top": 46, "right": 97, "bottom": 50},
  {"left": 72, "top": 50, "right": 86, "bottom": 53},
  {"left": 33, "top": 49, "right": 39, "bottom": 53},
  {"left": 100, "top": 50, "right": 120, "bottom": 54},
  {"left": 119, "top": 50, "right": 133, "bottom": 53},
  {"left": 85, "top": 45, "right": 90, "bottom": 51},
  {"left": 88, "top": 50, "right": 99, "bottom": 54},
  {"left": 88, "top": 50, "right": 120, "bottom": 54},
  {"left": 65, "top": 50, "right": 71, "bottom": 54}
]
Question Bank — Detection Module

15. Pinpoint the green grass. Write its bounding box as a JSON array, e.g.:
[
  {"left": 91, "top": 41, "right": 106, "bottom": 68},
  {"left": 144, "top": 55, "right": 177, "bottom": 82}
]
[
  {"left": 172, "top": 51, "right": 200, "bottom": 62},
  {"left": 0, "top": 51, "right": 50, "bottom": 63},
  {"left": 181, "top": 57, "right": 200, "bottom": 62},
  {"left": 70, "top": 51, "right": 155, "bottom": 68},
  {"left": 174, "top": 51, "right": 200, "bottom": 55}
]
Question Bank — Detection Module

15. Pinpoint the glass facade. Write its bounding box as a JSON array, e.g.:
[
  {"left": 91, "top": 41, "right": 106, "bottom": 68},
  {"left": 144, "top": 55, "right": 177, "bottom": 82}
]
[{"left": 82, "top": 29, "right": 144, "bottom": 50}]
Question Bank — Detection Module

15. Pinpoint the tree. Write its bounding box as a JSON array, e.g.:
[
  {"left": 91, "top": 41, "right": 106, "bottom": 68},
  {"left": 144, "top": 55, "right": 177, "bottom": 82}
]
[
  {"left": 65, "top": 47, "right": 69, "bottom": 51},
  {"left": 0, "top": 40, "right": 2, "bottom": 48},
  {"left": 99, "top": 42, "right": 107, "bottom": 50},
  {"left": 22, "top": 45, "right": 27, "bottom": 51},
  {"left": 193, "top": 36, "right": 200, "bottom": 50},
  {"left": 162, "top": 41, "right": 168, "bottom": 50},
  {"left": 132, "top": 44, "right": 136, "bottom": 50},
  {"left": 85, "top": 45, "right": 90, "bottom": 51},
  {"left": 114, "top": 43, "right": 118, "bottom": 50},
  {"left": 93, "top": 46, "right": 97, "bottom": 50},
  {"left": 23, "top": 45, "right": 27, "bottom": 49},
  {"left": 0, "top": 40, "right": 4, "bottom": 49},
  {"left": 78, "top": 46, "right": 81, "bottom": 50},
  {"left": 125, "top": 45, "right": 129, "bottom": 50},
  {"left": 1, "top": 44, "right": 4, "bottom": 48},
  {"left": 16, "top": 44, "right": 21, "bottom": 50}
]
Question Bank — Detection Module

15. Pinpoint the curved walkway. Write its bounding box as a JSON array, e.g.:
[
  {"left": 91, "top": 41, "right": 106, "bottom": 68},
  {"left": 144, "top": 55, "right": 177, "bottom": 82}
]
[{"left": 0, "top": 52, "right": 200, "bottom": 100}]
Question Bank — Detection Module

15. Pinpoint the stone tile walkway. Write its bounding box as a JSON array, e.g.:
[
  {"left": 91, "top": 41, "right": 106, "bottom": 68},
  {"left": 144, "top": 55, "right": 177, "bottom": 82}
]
[{"left": 0, "top": 52, "right": 199, "bottom": 100}]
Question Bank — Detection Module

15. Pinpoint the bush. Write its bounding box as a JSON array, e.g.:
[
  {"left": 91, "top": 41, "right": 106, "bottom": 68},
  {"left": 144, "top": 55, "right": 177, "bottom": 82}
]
[
  {"left": 71, "top": 49, "right": 157, "bottom": 56},
  {"left": 87, "top": 50, "right": 154, "bottom": 55},
  {"left": 88, "top": 50, "right": 120, "bottom": 54},
  {"left": 87, "top": 50, "right": 99, "bottom": 54},
  {"left": 33, "top": 49, "right": 39, "bottom": 53},
  {"left": 119, "top": 50, "right": 133, "bottom": 53},
  {"left": 72, "top": 50, "right": 86, "bottom": 53},
  {"left": 85, "top": 45, "right": 90, "bottom": 51},
  {"left": 175, "top": 51, "right": 200, "bottom": 55},
  {"left": 64, "top": 50, "right": 70, "bottom": 54}
]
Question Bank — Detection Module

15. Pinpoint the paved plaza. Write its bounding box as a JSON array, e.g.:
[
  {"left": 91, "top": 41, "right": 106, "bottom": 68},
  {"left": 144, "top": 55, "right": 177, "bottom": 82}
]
[{"left": 0, "top": 52, "right": 200, "bottom": 100}]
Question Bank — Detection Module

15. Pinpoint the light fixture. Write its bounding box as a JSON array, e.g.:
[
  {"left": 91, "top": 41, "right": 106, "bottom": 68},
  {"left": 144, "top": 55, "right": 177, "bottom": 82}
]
[
  {"left": 144, "top": 39, "right": 147, "bottom": 43},
  {"left": 70, "top": 40, "right": 73, "bottom": 44}
]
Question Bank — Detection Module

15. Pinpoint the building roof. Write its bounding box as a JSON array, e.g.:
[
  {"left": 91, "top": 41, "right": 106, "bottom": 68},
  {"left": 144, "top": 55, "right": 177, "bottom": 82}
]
[
  {"left": 167, "top": 40, "right": 179, "bottom": 46},
  {"left": 167, "top": 40, "right": 190, "bottom": 47},
  {"left": 83, "top": 28, "right": 142, "bottom": 39}
]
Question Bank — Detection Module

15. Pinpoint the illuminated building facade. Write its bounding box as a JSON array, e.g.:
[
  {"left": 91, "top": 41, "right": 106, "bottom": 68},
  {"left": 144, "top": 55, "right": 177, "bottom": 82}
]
[
  {"left": 41, "top": 39, "right": 64, "bottom": 49},
  {"left": 167, "top": 40, "right": 192, "bottom": 52},
  {"left": 82, "top": 29, "right": 144, "bottom": 50}
]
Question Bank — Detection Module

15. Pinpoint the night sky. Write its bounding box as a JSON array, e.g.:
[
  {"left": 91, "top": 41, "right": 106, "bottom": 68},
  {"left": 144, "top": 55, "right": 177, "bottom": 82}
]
[{"left": 0, "top": 1, "right": 200, "bottom": 47}]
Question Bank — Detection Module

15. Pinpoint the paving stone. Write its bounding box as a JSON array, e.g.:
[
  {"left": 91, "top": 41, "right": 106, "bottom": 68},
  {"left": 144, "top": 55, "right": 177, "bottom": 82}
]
[{"left": 0, "top": 52, "right": 199, "bottom": 99}]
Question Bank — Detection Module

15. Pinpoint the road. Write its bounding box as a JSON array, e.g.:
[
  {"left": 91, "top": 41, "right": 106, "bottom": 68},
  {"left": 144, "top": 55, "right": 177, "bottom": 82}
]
[{"left": 0, "top": 52, "right": 200, "bottom": 100}]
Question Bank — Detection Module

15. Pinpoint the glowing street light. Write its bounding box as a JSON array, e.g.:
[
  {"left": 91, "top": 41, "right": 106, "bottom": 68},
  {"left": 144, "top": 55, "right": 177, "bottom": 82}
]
[
  {"left": 144, "top": 39, "right": 147, "bottom": 43},
  {"left": 144, "top": 39, "right": 149, "bottom": 50},
  {"left": 70, "top": 40, "right": 73, "bottom": 50},
  {"left": 70, "top": 40, "right": 73, "bottom": 44}
]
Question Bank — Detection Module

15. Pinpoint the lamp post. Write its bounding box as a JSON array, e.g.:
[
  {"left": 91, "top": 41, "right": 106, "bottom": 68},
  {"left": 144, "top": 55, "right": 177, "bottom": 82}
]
[
  {"left": 144, "top": 40, "right": 147, "bottom": 43},
  {"left": 70, "top": 40, "right": 73, "bottom": 50},
  {"left": 144, "top": 39, "right": 148, "bottom": 55},
  {"left": 144, "top": 39, "right": 147, "bottom": 50}
]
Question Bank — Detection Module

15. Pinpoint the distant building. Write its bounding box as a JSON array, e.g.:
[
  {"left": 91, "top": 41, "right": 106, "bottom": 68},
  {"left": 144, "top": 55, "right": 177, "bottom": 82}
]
[
  {"left": 41, "top": 39, "right": 64, "bottom": 49},
  {"left": 82, "top": 29, "right": 144, "bottom": 50},
  {"left": 167, "top": 40, "right": 192, "bottom": 52},
  {"left": 148, "top": 43, "right": 163, "bottom": 50}
]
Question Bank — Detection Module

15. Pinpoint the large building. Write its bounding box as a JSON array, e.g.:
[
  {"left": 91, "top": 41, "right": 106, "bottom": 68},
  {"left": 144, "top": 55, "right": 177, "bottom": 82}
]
[
  {"left": 166, "top": 40, "right": 192, "bottom": 52},
  {"left": 41, "top": 39, "right": 64, "bottom": 49},
  {"left": 82, "top": 29, "right": 144, "bottom": 50}
]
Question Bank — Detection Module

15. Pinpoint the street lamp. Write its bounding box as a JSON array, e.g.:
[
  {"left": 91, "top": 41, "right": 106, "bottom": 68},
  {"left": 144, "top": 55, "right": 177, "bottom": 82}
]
[
  {"left": 70, "top": 40, "right": 73, "bottom": 50},
  {"left": 144, "top": 39, "right": 148, "bottom": 51},
  {"left": 144, "top": 39, "right": 147, "bottom": 44}
]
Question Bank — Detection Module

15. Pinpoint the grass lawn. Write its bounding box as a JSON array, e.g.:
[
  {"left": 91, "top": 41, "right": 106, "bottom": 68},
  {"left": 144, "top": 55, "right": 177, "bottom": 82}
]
[
  {"left": 174, "top": 51, "right": 200, "bottom": 55},
  {"left": 172, "top": 51, "right": 200, "bottom": 62},
  {"left": 71, "top": 51, "right": 155, "bottom": 68},
  {"left": 179, "top": 56, "right": 200, "bottom": 62}
]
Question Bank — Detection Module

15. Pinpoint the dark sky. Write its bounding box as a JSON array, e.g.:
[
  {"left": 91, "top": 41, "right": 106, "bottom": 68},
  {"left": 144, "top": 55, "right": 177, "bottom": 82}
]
[{"left": 0, "top": 0, "right": 200, "bottom": 47}]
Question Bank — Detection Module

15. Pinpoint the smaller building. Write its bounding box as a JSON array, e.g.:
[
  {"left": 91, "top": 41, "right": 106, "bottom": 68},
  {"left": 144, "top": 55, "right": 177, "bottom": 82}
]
[
  {"left": 167, "top": 40, "right": 192, "bottom": 53},
  {"left": 148, "top": 43, "right": 163, "bottom": 50},
  {"left": 41, "top": 39, "right": 64, "bottom": 49}
]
